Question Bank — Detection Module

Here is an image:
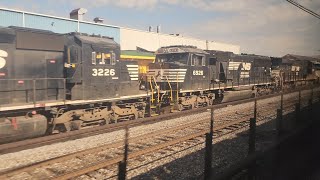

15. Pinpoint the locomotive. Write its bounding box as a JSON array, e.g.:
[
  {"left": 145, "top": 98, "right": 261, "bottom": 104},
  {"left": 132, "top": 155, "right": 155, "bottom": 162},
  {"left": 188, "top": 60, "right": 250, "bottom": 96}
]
[
  {"left": 0, "top": 27, "right": 319, "bottom": 143},
  {"left": 0, "top": 27, "right": 148, "bottom": 143},
  {"left": 147, "top": 46, "right": 272, "bottom": 112},
  {"left": 146, "top": 46, "right": 320, "bottom": 112}
]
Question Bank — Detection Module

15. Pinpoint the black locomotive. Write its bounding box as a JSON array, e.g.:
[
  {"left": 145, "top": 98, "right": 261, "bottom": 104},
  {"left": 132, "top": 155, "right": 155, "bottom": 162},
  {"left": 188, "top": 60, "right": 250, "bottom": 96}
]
[
  {"left": 0, "top": 27, "right": 319, "bottom": 143},
  {"left": 147, "top": 46, "right": 320, "bottom": 112},
  {"left": 0, "top": 27, "right": 148, "bottom": 143}
]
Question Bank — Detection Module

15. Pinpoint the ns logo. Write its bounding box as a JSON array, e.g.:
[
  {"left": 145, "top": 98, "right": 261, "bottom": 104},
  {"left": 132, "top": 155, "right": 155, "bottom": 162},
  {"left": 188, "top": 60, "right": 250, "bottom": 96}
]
[{"left": 0, "top": 49, "right": 8, "bottom": 69}]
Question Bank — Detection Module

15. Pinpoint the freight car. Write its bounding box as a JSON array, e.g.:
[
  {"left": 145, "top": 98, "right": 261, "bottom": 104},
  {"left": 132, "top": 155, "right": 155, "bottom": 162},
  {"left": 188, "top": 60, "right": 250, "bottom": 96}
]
[{"left": 0, "top": 27, "right": 149, "bottom": 143}]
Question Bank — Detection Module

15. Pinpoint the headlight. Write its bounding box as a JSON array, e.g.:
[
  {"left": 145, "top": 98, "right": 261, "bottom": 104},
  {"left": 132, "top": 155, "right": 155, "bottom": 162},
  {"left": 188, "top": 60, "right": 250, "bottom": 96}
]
[{"left": 140, "top": 84, "right": 145, "bottom": 90}]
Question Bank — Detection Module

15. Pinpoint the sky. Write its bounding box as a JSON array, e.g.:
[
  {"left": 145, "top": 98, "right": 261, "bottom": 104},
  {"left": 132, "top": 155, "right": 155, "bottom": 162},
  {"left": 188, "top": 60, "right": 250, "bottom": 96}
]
[{"left": 0, "top": 0, "right": 320, "bottom": 57}]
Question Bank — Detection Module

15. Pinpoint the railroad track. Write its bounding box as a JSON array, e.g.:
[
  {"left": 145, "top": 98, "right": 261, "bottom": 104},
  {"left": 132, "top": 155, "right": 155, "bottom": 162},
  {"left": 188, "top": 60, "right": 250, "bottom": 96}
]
[
  {"left": 1, "top": 85, "right": 317, "bottom": 155},
  {"left": 0, "top": 117, "right": 256, "bottom": 179},
  {"left": 1, "top": 88, "right": 318, "bottom": 180}
]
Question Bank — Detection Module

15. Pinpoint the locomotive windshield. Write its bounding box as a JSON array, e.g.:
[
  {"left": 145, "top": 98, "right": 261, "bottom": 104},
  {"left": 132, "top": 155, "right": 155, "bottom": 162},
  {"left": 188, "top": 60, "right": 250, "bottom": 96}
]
[
  {"left": 313, "top": 63, "right": 320, "bottom": 70},
  {"left": 156, "top": 53, "right": 189, "bottom": 65}
]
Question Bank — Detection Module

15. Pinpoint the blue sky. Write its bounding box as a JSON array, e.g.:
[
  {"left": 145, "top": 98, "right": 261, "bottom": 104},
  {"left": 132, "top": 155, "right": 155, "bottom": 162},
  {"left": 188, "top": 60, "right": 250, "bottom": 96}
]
[{"left": 1, "top": 0, "right": 320, "bottom": 57}]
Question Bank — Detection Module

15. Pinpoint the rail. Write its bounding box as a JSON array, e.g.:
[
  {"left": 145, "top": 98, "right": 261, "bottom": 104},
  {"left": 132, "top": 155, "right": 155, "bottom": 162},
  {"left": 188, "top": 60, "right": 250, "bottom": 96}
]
[
  {"left": 0, "top": 84, "right": 317, "bottom": 154},
  {"left": 0, "top": 85, "right": 318, "bottom": 179}
]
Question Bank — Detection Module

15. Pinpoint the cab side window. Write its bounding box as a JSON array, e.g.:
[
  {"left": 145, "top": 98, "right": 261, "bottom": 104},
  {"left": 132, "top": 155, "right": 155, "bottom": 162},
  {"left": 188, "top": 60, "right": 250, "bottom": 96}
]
[
  {"left": 111, "top": 52, "right": 116, "bottom": 65},
  {"left": 209, "top": 57, "right": 217, "bottom": 66},
  {"left": 96, "top": 52, "right": 103, "bottom": 64},
  {"left": 191, "top": 54, "right": 205, "bottom": 66},
  {"left": 91, "top": 51, "right": 116, "bottom": 65},
  {"left": 92, "top": 52, "right": 96, "bottom": 65},
  {"left": 191, "top": 55, "right": 195, "bottom": 66}
]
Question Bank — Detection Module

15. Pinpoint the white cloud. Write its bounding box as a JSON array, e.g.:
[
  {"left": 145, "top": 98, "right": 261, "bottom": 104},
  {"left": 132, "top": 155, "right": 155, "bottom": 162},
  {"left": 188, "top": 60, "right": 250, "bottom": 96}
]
[{"left": 178, "top": 0, "right": 320, "bottom": 56}]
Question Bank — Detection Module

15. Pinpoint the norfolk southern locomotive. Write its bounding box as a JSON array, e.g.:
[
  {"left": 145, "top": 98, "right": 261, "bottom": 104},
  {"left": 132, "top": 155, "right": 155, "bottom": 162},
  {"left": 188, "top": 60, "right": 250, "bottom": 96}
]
[
  {"left": 146, "top": 46, "right": 320, "bottom": 112},
  {"left": 0, "top": 27, "right": 319, "bottom": 143},
  {"left": 0, "top": 27, "right": 148, "bottom": 143}
]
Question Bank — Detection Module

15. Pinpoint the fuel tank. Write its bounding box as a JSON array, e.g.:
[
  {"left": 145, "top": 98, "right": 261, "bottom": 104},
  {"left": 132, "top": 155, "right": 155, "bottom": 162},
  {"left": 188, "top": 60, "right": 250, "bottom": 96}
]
[
  {"left": 0, "top": 115, "right": 47, "bottom": 144},
  {"left": 222, "top": 89, "right": 254, "bottom": 103}
]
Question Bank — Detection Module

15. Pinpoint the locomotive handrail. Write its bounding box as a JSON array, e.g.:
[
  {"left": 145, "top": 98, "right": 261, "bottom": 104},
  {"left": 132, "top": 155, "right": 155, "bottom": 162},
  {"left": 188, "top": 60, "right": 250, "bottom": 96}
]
[
  {"left": 149, "top": 76, "right": 155, "bottom": 103},
  {"left": 165, "top": 76, "right": 173, "bottom": 102},
  {"left": 152, "top": 76, "right": 160, "bottom": 103}
]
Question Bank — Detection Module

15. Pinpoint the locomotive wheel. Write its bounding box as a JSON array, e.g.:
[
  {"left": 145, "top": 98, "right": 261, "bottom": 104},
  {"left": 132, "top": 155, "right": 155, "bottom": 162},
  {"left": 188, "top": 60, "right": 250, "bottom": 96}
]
[
  {"left": 129, "top": 114, "right": 136, "bottom": 120},
  {"left": 100, "top": 118, "right": 110, "bottom": 126},
  {"left": 138, "top": 111, "right": 145, "bottom": 118},
  {"left": 102, "top": 115, "right": 111, "bottom": 125},
  {"left": 193, "top": 102, "right": 198, "bottom": 109},
  {"left": 71, "top": 120, "right": 82, "bottom": 130}
]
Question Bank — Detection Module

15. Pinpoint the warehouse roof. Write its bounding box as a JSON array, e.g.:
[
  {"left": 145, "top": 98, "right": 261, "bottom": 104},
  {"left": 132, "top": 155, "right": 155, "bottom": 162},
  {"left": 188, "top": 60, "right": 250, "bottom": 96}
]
[{"left": 121, "top": 50, "right": 155, "bottom": 60}]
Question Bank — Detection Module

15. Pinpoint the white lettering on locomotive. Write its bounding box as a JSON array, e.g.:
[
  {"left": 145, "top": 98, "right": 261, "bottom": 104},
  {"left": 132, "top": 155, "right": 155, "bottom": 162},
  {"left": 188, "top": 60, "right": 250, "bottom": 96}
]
[
  {"left": 291, "top": 66, "right": 300, "bottom": 72},
  {"left": 92, "top": 68, "right": 115, "bottom": 76},
  {"left": 0, "top": 49, "right": 8, "bottom": 69},
  {"left": 241, "top": 63, "right": 251, "bottom": 71},
  {"left": 193, "top": 70, "right": 204, "bottom": 76}
]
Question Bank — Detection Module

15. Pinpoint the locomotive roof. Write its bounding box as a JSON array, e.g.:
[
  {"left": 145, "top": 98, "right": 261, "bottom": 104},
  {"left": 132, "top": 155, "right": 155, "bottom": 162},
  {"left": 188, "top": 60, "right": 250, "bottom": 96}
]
[
  {"left": 74, "top": 34, "right": 119, "bottom": 47},
  {"left": 283, "top": 54, "right": 320, "bottom": 62},
  {"left": 236, "top": 54, "right": 271, "bottom": 61},
  {"left": 8, "top": 26, "right": 58, "bottom": 35},
  {"left": 156, "top": 45, "right": 209, "bottom": 55}
]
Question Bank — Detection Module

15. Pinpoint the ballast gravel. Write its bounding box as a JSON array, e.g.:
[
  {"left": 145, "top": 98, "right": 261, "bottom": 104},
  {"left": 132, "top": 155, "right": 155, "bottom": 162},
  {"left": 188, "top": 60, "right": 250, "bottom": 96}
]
[{"left": 0, "top": 89, "right": 316, "bottom": 179}]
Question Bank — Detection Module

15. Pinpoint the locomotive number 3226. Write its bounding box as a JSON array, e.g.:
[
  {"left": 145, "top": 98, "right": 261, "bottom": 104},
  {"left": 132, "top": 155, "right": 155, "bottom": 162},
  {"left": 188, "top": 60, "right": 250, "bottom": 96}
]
[{"left": 92, "top": 69, "right": 115, "bottom": 76}]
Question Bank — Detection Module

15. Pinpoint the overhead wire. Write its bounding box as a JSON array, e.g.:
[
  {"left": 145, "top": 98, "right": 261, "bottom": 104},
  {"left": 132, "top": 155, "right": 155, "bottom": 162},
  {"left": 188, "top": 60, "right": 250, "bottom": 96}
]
[{"left": 286, "top": 0, "right": 320, "bottom": 19}]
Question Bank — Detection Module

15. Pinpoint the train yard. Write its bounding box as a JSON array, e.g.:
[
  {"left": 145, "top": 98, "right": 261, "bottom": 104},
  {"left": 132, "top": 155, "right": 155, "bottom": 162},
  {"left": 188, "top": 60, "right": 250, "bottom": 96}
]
[
  {"left": 0, "top": 86, "right": 318, "bottom": 180},
  {"left": 0, "top": 5, "right": 319, "bottom": 180}
]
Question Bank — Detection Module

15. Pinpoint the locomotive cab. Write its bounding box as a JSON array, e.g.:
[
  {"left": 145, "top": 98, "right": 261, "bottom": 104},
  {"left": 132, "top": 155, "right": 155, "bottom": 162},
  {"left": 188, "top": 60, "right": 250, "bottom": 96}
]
[
  {"left": 64, "top": 33, "right": 142, "bottom": 100},
  {"left": 150, "top": 46, "right": 211, "bottom": 92}
]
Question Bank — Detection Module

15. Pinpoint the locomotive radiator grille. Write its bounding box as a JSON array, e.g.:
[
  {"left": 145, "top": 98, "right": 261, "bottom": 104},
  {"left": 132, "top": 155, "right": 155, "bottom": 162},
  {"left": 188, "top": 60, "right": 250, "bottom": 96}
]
[{"left": 148, "top": 69, "right": 187, "bottom": 83}]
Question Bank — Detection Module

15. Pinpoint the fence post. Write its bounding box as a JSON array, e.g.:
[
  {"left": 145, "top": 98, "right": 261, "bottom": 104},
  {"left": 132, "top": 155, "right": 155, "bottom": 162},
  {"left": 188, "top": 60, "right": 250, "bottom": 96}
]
[
  {"left": 295, "top": 90, "right": 301, "bottom": 124},
  {"left": 247, "top": 99, "right": 257, "bottom": 180},
  {"left": 309, "top": 87, "right": 313, "bottom": 122},
  {"left": 204, "top": 108, "right": 214, "bottom": 180},
  {"left": 254, "top": 98, "right": 257, "bottom": 120},
  {"left": 248, "top": 117, "right": 256, "bottom": 155},
  {"left": 298, "top": 90, "right": 301, "bottom": 106},
  {"left": 33, "top": 79, "right": 36, "bottom": 105},
  {"left": 248, "top": 98, "right": 257, "bottom": 154},
  {"left": 248, "top": 117, "right": 257, "bottom": 180},
  {"left": 63, "top": 78, "right": 66, "bottom": 104},
  {"left": 276, "top": 109, "right": 283, "bottom": 136},
  {"left": 277, "top": 93, "right": 284, "bottom": 136},
  {"left": 118, "top": 126, "right": 129, "bottom": 180}
]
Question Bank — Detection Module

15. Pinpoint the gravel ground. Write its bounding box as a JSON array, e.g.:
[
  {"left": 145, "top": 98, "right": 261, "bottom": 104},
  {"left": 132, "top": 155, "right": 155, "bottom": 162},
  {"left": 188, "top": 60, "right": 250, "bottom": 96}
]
[
  {"left": 0, "top": 89, "right": 316, "bottom": 178},
  {"left": 129, "top": 92, "right": 318, "bottom": 180}
]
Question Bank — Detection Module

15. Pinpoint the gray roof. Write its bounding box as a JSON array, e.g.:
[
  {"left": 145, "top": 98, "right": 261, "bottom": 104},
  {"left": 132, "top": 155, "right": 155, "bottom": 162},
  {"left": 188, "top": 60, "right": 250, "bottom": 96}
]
[
  {"left": 75, "top": 34, "right": 118, "bottom": 47},
  {"left": 156, "top": 45, "right": 209, "bottom": 55}
]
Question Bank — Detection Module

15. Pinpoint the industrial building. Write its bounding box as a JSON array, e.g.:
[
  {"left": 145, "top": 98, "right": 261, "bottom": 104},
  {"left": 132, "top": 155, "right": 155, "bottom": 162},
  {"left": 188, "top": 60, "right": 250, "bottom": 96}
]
[{"left": 0, "top": 7, "right": 240, "bottom": 54}]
